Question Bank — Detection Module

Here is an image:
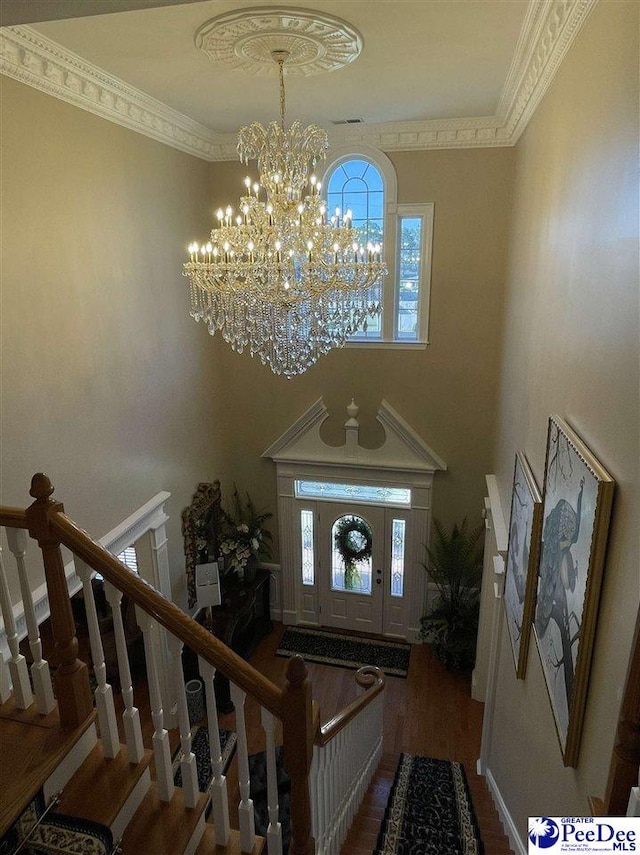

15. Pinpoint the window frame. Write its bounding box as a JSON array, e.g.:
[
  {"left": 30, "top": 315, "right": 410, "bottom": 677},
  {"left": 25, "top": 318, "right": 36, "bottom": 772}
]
[
  {"left": 394, "top": 202, "right": 434, "bottom": 345},
  {"left": 319, "top": 146, "right": 433, "bottom": 347}
]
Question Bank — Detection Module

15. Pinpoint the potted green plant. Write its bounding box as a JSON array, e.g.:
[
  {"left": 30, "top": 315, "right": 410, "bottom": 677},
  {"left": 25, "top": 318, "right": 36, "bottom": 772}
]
[{"left": 420, "top": 517, "right": 484, "bottom": 670}]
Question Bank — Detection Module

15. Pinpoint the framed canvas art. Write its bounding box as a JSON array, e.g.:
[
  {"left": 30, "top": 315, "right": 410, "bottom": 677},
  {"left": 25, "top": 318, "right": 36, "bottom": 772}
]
[
  {"left": 504, "top": 452, "right": 542, "bottom": 679},
  {"left": 534, "top": 416, "right": 615, "bottom": 767}
]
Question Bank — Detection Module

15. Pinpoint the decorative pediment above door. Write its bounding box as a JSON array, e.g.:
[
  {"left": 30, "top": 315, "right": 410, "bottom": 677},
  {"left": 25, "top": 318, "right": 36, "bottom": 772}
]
[
  {"left": 262, "top": 400, "right": 446, "bottom": 642},
  {"left": 262, "top": 398, "right": 447, "bottom": 475}
]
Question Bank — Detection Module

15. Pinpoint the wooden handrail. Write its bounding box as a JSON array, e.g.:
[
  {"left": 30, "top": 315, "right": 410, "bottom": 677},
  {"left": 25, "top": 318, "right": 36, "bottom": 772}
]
[
  {"left": 315, "top": 666, "right": 385, "bottom": 747},
  {"left": 1, "top": 494, "right": 385, "bottom": 735},
  {"left": 0, "top": 509, "right": 27, "bottom": 529},
  {"left": 1, "top": 474, "right": 391, "bottom": 855},
  {"left": 50, "top": 510, "right": 284, "bottom": 718}
]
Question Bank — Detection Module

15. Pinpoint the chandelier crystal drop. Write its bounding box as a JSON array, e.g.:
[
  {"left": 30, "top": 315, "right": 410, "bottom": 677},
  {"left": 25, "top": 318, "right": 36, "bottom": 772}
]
[{"left": 183, "top": 49, "right": 387, "bottom": 378}]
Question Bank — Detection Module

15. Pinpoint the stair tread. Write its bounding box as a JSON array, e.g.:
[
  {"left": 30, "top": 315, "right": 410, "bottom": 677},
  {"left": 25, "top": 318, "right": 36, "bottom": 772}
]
[
  {"left": 56, "top": 742, "right": 152, "bottom": 828},
  {"left": 196, "top": 824, "right": 265, "bottom": 855},
  {"left": 121, "top": 783, "right": 208, "bottom": 855},
  {"left": 0, "top": 705, "right": 95, "bottom": 836},
  {"left": 347, "top": 816, "right": 380, "bottom": 836}
]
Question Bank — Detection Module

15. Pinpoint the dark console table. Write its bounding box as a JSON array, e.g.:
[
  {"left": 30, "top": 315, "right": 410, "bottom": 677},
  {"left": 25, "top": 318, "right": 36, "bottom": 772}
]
[{"left": 183, "top": 567, "right": 273, "bottom": 713}]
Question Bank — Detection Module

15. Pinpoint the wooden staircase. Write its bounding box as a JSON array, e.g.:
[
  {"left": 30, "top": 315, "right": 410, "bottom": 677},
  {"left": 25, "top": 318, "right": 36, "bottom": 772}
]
[
  {"left": 0, "top": 699, "right": 259, "bottom": 855},
  {"left": 341, "top": 753, "right": 396, "bottom": 855},
  {"left": 0, "top": 474, "right": 519, "bottom": 855},
  {"left": 340, "top": 752, "right": 514, "bottom": 855},
  {"left": 1, "top": 475, "right": 391, "bottom": 855}
]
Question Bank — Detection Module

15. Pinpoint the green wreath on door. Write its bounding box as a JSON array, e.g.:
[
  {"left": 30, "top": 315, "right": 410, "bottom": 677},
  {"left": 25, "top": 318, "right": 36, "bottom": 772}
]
[{"left": 334, "top": 515, "right": 373, "bottom": 590}]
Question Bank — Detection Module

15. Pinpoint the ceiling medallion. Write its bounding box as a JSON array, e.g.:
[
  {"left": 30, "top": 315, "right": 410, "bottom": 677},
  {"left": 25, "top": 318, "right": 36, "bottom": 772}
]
[{"left": 194, "top": 6, "right": 363, "bottom": 77}]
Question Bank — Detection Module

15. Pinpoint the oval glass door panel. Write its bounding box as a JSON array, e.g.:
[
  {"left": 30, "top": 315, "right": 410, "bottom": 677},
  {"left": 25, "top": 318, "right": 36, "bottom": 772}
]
[{"left": 332, "top": 514, "right": 372, "bottom": 594}]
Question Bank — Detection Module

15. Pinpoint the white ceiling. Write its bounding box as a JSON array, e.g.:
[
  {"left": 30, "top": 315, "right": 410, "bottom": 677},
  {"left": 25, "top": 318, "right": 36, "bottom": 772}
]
[{"left": 21, "top": 0, "right": 529, "bottom": 135}]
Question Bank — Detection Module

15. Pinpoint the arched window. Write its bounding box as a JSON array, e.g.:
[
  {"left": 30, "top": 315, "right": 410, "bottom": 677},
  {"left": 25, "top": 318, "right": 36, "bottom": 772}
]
[
  {"left": 326, "top": 159, "right": 384, "bottom": 244},
  {"left": 326, "top": 159, "right": 385, "bottom": 338},
  {"left": 321, "top": 147, "right": 433, "bottom": 345}
]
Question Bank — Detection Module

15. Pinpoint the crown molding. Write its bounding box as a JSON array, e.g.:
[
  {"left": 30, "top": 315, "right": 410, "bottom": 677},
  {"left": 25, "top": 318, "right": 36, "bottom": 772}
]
[
  {"left": 496, "top": 0, "right": 598, "bottom": 143},
  {"left": 0, "top": 0, "right": 598, "bottom": 160},
  {"left": 0, "top": 25, "right": 236, "bottom": 161},
  {"left": 327, "top": 115, "right": 507, "bottom": 152}
]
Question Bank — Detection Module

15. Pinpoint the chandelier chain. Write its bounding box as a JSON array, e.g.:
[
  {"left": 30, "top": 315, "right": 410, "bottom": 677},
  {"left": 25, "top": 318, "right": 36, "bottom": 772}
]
[{"left": 278, "top": 54, "right": 286, "bottom": 131}]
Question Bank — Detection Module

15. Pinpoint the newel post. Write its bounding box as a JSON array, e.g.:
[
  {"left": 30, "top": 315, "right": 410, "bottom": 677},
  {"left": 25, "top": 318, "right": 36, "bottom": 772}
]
[
  {"left": 282, "top": 655, "right": 315, "bottom": 855},
  {"left": 25, "top": 473, "right": 92, "bottom": 728}
]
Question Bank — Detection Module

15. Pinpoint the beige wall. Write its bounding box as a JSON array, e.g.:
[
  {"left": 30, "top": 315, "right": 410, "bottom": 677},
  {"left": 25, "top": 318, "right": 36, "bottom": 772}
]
[
  {"left": 1, "top": 77, "right": 224, "bottom": 607},
  {"left": 488, "top": 0, "right": 639, "bottom": 836},
  {"left": 207, "top": 147, "right": 514, "bottom": 556}
]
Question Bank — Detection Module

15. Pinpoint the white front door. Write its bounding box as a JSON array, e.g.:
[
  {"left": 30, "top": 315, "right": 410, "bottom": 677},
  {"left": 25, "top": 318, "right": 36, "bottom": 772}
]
[
  {"left": 316, "top": 503, "right": 412, "bottom": 638},
  {"left": 318, "top": 503, "right": 385, "bottom": 635}
]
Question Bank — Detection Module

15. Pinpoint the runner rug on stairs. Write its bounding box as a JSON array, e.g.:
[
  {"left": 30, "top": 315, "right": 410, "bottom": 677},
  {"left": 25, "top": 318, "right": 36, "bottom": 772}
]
[
  {"left": 173, "top": 725, "right": 237, "bottom": 799},
  {"left": 276, "top": 627, "right": 411, "bottom": 677},
  {"left": 374, "top": 754, "right": 483, "bottom": 855},
  {"left": 0, "top": 791, "right": 113, "bottom": 855}
]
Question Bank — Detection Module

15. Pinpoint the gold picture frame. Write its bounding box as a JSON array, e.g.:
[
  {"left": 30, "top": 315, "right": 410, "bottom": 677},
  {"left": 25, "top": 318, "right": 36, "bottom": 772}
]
[
  {"left": 534, "top": 416, "right": 615, "bottom": 767},
  {"left": 504, "top": 452, "right": 543, "bottom": 679}
]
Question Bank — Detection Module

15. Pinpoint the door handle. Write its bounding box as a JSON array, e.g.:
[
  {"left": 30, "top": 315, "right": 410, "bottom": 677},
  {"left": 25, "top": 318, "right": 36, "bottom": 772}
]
[{"left": 376, "top": 568, "right": 383, "bottom": 576}]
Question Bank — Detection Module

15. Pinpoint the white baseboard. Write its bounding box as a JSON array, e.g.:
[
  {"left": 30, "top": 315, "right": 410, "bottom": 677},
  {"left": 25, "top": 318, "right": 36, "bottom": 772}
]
[{"left": 485, "top": 766, "right": 526, "bottom": 855}]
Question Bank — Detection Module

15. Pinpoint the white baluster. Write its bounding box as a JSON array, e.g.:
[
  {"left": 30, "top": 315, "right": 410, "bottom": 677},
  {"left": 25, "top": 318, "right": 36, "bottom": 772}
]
[
  {"left": 199, "top": 658, "right": 230, "bottom": 845},
  {"left": 261, "top": 707, "right": 283, "bottom": 855},
  {"left": 327, "top": 737, "right": 338, "bottom": 855},
  {"left": 338, "top": 728, "right": 347, "bottom": 852},
  {"left": 230, "top": 682, "right": 255, "bottom": 853},
  {"left": 0, "top": 545, "right": 32, "bottom": 709},
  {"left": 167, "top": 632, "right": 198, "bottom": 808},
  {"left": 628, "top": 786, "right": 640, "bottom": 816},
  {"left": 137, "top": 608, "right": 173, "bottom": 802},
  {"left": 76, "top": 561, "right": 120, "bottom": 757},
  {"left": 103, "top": 581, "right": 144, "bottom": 764},
  {"left": 322, "top": 741, "right": 332, "bottom": 855},
  {"left": 0, "top": 651, "right": 11, "bottom": 704},
  {"left": 310, "top": 747, "right": 319, "bottom": 844},
  {"left": 6, "top": 529, "right": 55, "bottom": 714}
]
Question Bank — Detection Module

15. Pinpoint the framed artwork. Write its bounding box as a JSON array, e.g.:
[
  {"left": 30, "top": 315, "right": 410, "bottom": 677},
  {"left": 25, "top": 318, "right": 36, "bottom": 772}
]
[
  {"left": 504, "top": 452, "right": 543, "bottom": 679},
  {"left": 534, "top": 416, "right": 615, "bottom": 767}
]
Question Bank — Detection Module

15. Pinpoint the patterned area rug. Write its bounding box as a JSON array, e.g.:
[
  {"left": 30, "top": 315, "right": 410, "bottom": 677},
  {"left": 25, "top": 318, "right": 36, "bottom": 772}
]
[
  {"left": 276, "top": 627, "right": 411, "bottom": 677},
  {"left": 375, "top": 755, "right": 483, "bottom": 855},
  {"left": 0, "top": 791, "right": 113, "bottom": 855},
  {"left": 173, "top": 725, "right": 237, "bottom": 795}
]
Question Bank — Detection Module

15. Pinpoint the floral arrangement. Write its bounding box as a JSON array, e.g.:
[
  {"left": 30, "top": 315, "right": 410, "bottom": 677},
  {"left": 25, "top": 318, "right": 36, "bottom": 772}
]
[{"left": 219, "top": 486, "right": 273, "bottom": 579}]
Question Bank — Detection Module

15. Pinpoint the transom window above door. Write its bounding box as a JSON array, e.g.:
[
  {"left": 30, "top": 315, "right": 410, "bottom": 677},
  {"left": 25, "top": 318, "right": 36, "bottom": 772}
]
[{"left": 295, "top": 480, "right": 411, "bottom": 506}]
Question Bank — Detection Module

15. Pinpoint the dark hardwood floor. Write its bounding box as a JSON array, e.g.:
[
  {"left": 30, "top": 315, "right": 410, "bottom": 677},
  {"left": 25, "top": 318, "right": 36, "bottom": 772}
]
[
  {"left": 240, "top": 622, "right": 484, "bottom": 768},
  {"left": 24, "top": 616, "right": 512, "bottom": 852}
]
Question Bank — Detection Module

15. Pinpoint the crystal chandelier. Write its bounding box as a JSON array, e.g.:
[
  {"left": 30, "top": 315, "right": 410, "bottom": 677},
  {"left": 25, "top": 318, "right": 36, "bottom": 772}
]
[{"left": 183, "top": 50, "right": 387, "bottom": 378}]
